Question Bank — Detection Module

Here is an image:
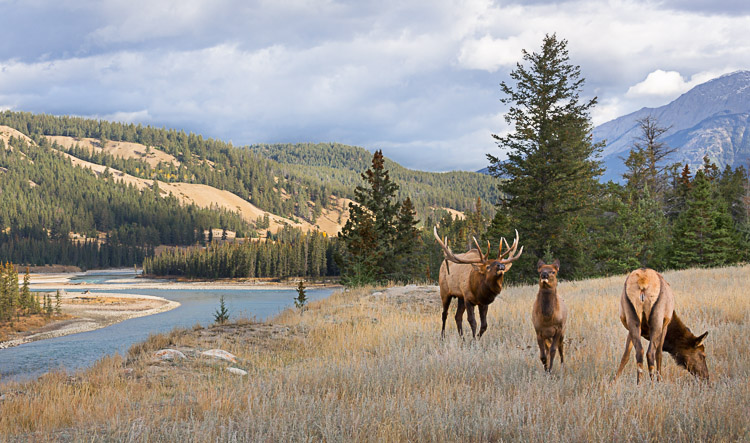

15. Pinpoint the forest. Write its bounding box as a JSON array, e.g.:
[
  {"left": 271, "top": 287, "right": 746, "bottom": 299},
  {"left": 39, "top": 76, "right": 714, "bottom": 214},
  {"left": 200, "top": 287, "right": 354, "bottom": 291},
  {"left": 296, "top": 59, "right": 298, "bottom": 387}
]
[{"left": 0, "top": 133, "right": 250, "bottom": 269}]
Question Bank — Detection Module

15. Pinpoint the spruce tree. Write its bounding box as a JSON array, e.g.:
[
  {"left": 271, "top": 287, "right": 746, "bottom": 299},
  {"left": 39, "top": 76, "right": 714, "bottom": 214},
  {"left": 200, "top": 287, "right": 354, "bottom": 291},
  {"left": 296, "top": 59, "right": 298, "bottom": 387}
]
[
  {"left": 487, "top": 34, "right": 603, "bottom": 280},
  {"left": 339, "top": 150, "right": 401, "bottom": 285},
  {"left": 294, "top": 280, "right": 308, "bottom": 314},
  {"left": 671, "top": 170, "right": 737, "bottom": 268},
  {"left": 55, "top": 289, "right": 62, "bottom": 315},
  {"left": 213, "top": 295, "right": 230, "bottom": 324}
]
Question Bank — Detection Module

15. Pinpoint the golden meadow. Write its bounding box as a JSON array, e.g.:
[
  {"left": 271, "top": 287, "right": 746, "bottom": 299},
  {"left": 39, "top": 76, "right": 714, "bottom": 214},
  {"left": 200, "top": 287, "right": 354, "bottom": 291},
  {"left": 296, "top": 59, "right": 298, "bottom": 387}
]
[{"left": 1, "top": 265, "right": 748, "bottom": 441}]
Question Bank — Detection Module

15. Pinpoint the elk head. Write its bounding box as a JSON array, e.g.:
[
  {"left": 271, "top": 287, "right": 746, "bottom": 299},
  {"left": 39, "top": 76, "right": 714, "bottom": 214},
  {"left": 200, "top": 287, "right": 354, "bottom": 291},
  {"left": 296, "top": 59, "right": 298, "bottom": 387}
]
[
  {"left": 672, "top": 330, "right": 709, "bottom": 380},
  {"left": 537, "top": 259, "right": 560, "bottom": 289}
]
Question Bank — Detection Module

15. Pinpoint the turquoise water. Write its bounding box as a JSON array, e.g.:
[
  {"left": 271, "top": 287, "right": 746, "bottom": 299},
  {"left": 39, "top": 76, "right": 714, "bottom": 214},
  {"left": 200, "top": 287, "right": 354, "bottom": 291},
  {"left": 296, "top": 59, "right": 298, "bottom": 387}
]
[{"left": 0, "top": 274, "right": 336, "bottom": 383}]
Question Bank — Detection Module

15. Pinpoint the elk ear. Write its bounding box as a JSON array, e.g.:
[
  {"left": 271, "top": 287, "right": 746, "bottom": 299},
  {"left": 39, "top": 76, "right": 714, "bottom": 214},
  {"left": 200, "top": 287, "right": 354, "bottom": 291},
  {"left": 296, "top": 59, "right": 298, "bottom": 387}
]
[
  {"left": 552, "top": 259, "right": 560, "bottom": 271},
  {"left": 694, "top": 331, "right": 708, "bottom": 347},
  {"left": 536, "top": 259, "right": 545, "bottom": 271},
  {"left": 472, "top": 263, "right": 486, "bottom": 274}
]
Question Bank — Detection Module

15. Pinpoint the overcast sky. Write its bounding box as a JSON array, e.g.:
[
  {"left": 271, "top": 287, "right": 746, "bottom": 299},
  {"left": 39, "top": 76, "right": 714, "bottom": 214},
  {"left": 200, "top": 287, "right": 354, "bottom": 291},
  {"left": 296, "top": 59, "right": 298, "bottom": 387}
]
[{"left": 1, "top": 0, "right": 749, "bottom": 172}]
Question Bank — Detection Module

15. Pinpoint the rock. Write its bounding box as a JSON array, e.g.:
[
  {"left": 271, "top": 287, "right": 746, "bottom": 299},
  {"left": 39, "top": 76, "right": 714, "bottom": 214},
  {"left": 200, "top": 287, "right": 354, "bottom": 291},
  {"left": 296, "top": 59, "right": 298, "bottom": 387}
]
[
  {"left": 371, "top": 291, "right": 383, "bottom": 296},
  {"left": 153, "top": 349, "right": 186, "bottom": 361},
  {"left": 201, "top": 349, "right": 237, "bottom": 363},
  {"left": 226, "top": 367, "right": 247, "bottom": 376}
]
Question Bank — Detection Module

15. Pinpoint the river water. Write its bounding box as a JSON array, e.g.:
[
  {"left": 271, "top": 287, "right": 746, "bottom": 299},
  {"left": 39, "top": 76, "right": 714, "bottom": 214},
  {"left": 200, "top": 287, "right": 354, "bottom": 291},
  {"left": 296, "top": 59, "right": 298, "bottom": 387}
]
[{"left": 0, "top": 272, "right": 336, "bottom": 383}]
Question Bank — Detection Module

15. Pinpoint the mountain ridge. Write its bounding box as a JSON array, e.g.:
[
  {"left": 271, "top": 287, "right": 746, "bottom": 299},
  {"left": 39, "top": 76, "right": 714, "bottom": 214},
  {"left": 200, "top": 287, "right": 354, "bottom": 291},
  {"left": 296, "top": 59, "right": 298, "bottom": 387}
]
[{"left": 594, "top": 70, "right": 750, "bottom": 181}]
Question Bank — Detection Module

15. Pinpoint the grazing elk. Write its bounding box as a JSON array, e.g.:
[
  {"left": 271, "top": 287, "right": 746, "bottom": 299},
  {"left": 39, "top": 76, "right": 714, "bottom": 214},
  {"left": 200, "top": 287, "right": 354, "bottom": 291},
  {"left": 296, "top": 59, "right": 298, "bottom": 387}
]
[
  {"left": 532, "top": 259, "right": 568, "bottom": 372},
  {"left": 433, "top": 226, "right": 523, "bottom": 339},
  {"left": 615, "top": 268, "right": 709, "bottom": 383}
]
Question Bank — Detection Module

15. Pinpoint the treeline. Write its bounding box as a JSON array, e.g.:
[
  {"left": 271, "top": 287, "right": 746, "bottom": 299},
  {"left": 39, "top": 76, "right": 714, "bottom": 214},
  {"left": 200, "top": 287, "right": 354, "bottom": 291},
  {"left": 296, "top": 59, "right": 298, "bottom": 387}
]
[
  {"left": 250, "top": 142, "right": 499, "bottom": 219},
  {"left": 0, "top": 133, "right": 252, "bottom": 269},
  {"left": 143, "top": 226, "right": 339, "bottom": 279}
]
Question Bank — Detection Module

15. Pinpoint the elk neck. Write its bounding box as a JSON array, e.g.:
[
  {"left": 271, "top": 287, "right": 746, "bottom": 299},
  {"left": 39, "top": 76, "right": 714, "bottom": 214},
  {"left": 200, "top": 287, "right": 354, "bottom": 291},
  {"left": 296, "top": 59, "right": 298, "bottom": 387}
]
[
  {"left": 537, "top": 285, "right": 558, "bottom": 318},
  {"left": 661, "top": 313, "right": 695, "bottom": 364},
  {"left": 471, "top": 272, "right": 503, "bottom": 304}
]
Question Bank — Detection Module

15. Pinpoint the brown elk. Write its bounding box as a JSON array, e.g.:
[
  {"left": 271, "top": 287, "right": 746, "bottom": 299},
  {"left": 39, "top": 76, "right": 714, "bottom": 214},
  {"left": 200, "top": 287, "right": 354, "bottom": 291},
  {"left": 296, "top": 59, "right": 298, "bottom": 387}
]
[
  {"left": 532, "top": 259, "right": 568, "bottom": 372},
  {"left": 433, "top": 226, "right": 523, "bottom": 339},
  {"left": 615, "top": 268, "right": 709, "bottom": 383}
]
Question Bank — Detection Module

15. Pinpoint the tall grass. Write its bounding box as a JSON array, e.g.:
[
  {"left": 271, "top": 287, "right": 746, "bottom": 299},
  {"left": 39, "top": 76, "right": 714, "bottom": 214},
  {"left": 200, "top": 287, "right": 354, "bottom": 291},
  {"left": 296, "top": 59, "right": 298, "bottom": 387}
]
[{"left": 1, "top": 266, "right": 748, "bottom": 441}]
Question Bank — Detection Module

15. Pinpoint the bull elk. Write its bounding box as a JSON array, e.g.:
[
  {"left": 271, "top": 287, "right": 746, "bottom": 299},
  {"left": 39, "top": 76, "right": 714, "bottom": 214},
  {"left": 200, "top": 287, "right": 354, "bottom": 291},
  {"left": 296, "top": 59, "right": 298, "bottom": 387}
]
[
  {"left": 615, "top": 268, "right": 709, "bottom": 383},
  {"left": 532, "top": 259, "right": 567, "bottom": 372},
  {"left": 433, "top": 226, "right": 523, "bottom": 339}
]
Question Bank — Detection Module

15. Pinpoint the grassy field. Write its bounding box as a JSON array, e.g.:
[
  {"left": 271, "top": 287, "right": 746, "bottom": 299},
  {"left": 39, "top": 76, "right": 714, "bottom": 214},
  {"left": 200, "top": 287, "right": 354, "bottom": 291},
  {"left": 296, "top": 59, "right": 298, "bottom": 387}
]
[{"left": 1, "top": 265, "right": 748, "bottom": 441}]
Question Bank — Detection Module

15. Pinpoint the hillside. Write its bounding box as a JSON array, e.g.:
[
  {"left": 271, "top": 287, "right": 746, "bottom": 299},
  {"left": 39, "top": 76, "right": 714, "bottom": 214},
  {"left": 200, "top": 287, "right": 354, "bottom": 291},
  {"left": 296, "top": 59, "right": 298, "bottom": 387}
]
[
  {"left": 594, "top": 70, "right": 750, "bottom": 182},
  {"left": 0, "top": 112, "right": 490, "bottom": 230},
  {"left": 250, "top": 142, "right": 499, "bottom": 218},
  {"left": 48, "top": 137, "right": 350, "bottom": 236}
]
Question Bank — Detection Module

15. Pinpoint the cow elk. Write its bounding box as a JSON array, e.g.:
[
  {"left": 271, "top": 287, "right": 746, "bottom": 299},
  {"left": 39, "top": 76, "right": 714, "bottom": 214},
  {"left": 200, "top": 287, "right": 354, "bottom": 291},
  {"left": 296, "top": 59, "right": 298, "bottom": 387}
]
[
  {"left": 532, "top": 259, "right": 568, "bottom": 372},
  {"left": 615, "top": 268, "right": 709, "bottom": 383},
  {"left": 433, "top": 226, "right": 523, "bottom": 339}
]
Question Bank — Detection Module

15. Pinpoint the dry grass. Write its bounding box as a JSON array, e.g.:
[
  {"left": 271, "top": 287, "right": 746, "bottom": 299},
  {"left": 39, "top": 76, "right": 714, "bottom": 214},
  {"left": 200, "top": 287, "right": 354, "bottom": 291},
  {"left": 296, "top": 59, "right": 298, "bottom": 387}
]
[{"left": 1, "top": 265, "right": 748, "bottom": 441}]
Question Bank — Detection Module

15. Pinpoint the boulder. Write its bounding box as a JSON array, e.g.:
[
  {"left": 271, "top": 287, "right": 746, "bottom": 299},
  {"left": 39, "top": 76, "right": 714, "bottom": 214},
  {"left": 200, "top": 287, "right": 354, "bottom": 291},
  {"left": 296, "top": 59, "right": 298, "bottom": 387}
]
[
  {"left": 226, "top": 367, "right": 248, "bottom": 376},
  {"left": 201, "top": 349, "right": 237, "bottom": 363},
  {"left": 153, "top": 349, "right": 186, "bottom": 361}
]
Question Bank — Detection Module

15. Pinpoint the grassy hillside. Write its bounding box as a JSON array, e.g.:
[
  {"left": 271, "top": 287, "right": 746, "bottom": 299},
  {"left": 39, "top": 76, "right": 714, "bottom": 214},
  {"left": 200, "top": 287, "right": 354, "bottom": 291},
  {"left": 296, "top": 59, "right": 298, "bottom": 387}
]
[
  {"left": 1, "top": 265, "right": 747, "bottom": 440},
  {"left": 0, "top": 112, "right": 496, "bottom": 229},
  {"left": 251, "top": 142, "right": 499, "bottom": 217}
]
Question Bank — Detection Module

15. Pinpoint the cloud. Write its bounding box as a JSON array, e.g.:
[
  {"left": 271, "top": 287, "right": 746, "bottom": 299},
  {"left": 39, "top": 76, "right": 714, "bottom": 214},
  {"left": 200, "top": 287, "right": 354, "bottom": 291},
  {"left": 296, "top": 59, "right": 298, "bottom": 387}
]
[{"left": 2, "top": 1, "right": 750, "bottom": 173}]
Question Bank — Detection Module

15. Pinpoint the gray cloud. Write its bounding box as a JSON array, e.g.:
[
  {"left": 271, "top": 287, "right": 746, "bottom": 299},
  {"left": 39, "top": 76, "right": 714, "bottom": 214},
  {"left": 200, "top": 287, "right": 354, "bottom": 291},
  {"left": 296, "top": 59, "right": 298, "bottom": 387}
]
[{"left": 1, "top": 0, "right": 750, "bottom": 172}]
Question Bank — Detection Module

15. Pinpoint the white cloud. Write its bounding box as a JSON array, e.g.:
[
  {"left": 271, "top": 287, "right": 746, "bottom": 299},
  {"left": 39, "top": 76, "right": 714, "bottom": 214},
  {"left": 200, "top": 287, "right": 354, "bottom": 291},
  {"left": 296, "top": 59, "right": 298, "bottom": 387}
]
[{"left": 457, "top": 34, "right": 527, "bottom": 72}]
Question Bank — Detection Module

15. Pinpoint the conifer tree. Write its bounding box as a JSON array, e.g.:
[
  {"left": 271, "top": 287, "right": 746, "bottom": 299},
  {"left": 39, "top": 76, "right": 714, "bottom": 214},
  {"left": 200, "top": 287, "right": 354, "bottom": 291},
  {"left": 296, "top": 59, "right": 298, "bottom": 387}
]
[
  {"left": 487, "top": 34, "right": 603, "bottom": 280},
  {"left": 213, "top": 295, "right": 229, "bottom": 324},
  {"left": 294, "top": 280, "right": 308, "bottom": 314},
  {"left": 55, "top": 289, "right": 62, "bottom": 315},
  {"left": 21, "top": 268, "right": 32, "bottom": 313},
  {"left": 671, "top": 170, "right": 738, "bottom": 268},
  {"left": 340, "top": 150, "right": 401, "bottom": 285}
]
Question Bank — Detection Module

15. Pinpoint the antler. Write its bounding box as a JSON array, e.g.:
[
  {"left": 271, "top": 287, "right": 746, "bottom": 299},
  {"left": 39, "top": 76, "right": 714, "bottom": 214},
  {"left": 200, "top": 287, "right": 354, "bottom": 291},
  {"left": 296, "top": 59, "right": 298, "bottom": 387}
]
[
  {"left": 434, "top": 226, "right": 487, "bottom": 268},
  {"left": 497, "top": 229, "right": 523, "bottom": 264}
]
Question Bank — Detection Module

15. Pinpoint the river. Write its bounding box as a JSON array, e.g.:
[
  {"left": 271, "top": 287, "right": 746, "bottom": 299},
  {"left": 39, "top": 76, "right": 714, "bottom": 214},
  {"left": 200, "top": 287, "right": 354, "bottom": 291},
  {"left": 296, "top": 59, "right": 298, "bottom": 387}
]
[{"left": 0, "top": 271, "right": 337, "bottom": 383}]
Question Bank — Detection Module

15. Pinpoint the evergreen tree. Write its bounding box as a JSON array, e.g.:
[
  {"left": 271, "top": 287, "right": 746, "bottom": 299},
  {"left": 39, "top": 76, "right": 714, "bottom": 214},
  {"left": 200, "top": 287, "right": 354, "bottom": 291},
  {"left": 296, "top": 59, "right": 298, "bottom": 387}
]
[
  {"left": 213, "top": 295, "right": 229, "bottom": 324},
  {"left": 393, "top": 197, "right": 423, "bottom": 281},
  {"left": 671, "top": 170, "right": 738, "bottom": 268},
  {"left": 487, "top": 34, "right": 603, "bottom": 280},
  {"left": 294, "top": 280, "right": 308, "bottom": 314},
  {"left": 21, "top": 267, "right": 32, "bottom": 313},
  {"left": 340, "top": 150, "right": 401, "bottom": 285},
  {"left": 55, "top": 289, "right": 62, "bottom": 315}
]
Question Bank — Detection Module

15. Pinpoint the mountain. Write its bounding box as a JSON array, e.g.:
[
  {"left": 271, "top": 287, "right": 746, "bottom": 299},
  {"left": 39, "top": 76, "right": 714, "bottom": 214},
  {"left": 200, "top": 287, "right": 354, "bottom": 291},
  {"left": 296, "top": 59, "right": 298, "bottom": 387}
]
[{"left": 594, "top": 70, "right": 750, "bottom": 182}]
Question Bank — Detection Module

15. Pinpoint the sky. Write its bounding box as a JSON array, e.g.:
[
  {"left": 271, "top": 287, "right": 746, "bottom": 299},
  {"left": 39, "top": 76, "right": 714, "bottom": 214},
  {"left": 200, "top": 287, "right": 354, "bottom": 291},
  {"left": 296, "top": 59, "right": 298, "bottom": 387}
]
[{"left": 1, "top": 0, "right": 749, "bottom": 172}]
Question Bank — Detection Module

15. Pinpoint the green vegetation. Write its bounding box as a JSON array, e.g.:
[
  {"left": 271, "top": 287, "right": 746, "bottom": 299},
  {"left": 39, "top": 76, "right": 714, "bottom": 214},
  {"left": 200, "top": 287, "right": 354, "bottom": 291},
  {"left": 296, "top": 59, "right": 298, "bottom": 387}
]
[
  {"left": 213, "top": 295, "right": 229, "bottom": 324},
  {"left": 0, "top": 264, "right": 41, "bottom": 322},
  {"left": 339, "top": 150, "right": 423, "bottom": 285},
  {"left": 294, "top": 280, "right": 308, "bottom": 313},
  {"left": 0, "top": 133, "right": 251, "bottom": 269},
  {"left": 484, "top": 35, "right": 749, "bottom": 282},
  {"left": 487, "top": 33, "right": 604, "bottom": 281},
  {"left": 250, "top": 142, "right": 499, "bottom": 219},
  {"left": 143, "top": 226, "right": 338, "bottom": 279}
]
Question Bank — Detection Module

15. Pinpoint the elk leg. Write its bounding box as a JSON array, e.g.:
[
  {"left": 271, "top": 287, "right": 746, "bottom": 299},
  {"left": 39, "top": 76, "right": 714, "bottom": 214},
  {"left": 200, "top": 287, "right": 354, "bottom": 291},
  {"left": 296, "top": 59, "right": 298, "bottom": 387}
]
[
  {"left": 648, "top": 317, "right": 668, "bottom": 381},
  {"left": 629, "top": 326, "right": 645, "bottom": 384},
  {"left": 441, "top": 296, "right": 452, "bottom": 339},
  {"left": 477, "top": 305, "right": 489, "bottom": 338},
  {"left": 548, "top": 332, "right": 561, "bottom": 372},
  {"left": 537, "top": 334, "right": 548, "bottom": 370},
  {"left": 656, "top": 317, "right": 671, "bottom": 379},
  {"left": 454, "top": 298, "right": 466, "bottom": 337},
  {"left": 465, "top": 301, "right": 478, "bottom": 338},
  {"left": 558, "top": 334, "right": 565, "bottom": 366},
  {"left": 615, "top": 335, "right": 632, "bottom": 380}
]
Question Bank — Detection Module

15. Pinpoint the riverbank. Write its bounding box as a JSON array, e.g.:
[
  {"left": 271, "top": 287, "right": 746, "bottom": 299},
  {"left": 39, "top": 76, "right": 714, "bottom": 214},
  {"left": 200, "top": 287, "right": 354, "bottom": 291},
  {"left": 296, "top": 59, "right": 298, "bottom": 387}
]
[
  {"left": 29, "top": 271, "right": 341, "bottom": 291},
  {"left": 0, "top": 292, "right": 180, "bottom": 349}
]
